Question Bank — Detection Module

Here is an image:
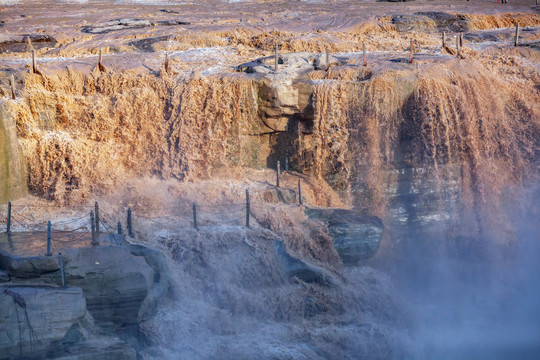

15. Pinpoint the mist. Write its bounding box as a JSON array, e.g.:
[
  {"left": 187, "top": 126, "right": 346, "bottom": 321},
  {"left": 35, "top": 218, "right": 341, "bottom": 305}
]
[{"left": 382, "top": 182, "right": 540, "bottom": 360}]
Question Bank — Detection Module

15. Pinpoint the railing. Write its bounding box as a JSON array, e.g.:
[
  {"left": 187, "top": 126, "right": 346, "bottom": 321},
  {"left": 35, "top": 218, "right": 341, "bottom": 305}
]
[{"left": 1, "top": 169, "right": 306, "bottom": 253}]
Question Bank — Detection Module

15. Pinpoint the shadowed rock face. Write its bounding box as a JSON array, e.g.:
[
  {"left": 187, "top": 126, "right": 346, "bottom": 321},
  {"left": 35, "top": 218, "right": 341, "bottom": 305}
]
[
  {"left": 306, "top": 208, "right": 384, "bottom": 265},
  {"left": 0, "top": 286, "right": 86, "bottom": 360},
  {"left": 0, "top": 34, "right": 57, "bottom": 53},
  {"left": 62, "top": 246, "right": 163, "bottom": 333},
  {"left": 0, "top": 242, "right": 170, "bottom": 359}
]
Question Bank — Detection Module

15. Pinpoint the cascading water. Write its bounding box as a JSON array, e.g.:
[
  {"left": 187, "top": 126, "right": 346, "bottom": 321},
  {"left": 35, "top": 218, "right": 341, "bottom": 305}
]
[{"left": 0, "top": 101, "right": 27, "bottom": 202}]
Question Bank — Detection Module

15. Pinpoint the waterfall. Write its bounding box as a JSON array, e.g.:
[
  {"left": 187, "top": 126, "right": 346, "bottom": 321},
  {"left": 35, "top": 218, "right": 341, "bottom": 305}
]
[{"left": 0, "top": 101, "right": 27, "bottom": 202}]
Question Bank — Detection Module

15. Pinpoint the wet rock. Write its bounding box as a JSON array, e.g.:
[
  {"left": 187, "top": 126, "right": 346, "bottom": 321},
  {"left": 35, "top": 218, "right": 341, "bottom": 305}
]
[
  {"left": 82, "top": 18, "right": 189, "bottom": 34},
  {"left": 305, "top": 208, "right": 383, "bottom": 265},
  {"left": 275, "top": 241, "right": 329, "bottom": 285},
  {"left": 392, "top": 14, "right": 437, "bottom": 32},
  {"left": 392, "top": 12, "right": 458, "bottom": 32},
  {"left": 0, "top": 33, "right": 57, "bottom": 53},
  {"left": 0, "top": 253, "right": 60, "bottom": 279},
  {"left": 0, "top": 286, "right": 86, "bottom": 360},
  {"left": 62, "top": 246, "right": 149, "bottom": 331},
  {"left": 82, "top": 19, "right": 152, "bottom": 34},
  {"left": 62, "top": 245, "right": 169, "bottom": 333},
  {"left": 0, "top": 270, "right": 9, "bottom": 283},
  {"left": 129, "top": 35, "right": 172, "bottom": 52},
  {"left": 46, "top": 339, "right": 136, "bottom": 360},
  {"left": 415, "top": 11, "right": 458, "bottom": 28},
  {"left": 238, "top": 51, "right": 342, "bottom": 75}
]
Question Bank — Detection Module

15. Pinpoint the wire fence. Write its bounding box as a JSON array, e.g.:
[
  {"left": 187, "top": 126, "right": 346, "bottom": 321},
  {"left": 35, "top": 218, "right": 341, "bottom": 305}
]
[{"left": 0, "top": 175, "right": 306, "bottom": 251}]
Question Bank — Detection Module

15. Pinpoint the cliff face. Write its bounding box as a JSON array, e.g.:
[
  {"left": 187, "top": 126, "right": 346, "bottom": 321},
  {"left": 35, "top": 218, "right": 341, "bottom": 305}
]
[{"left": 2, "top": 43, "right": 539, "bottom": 245}]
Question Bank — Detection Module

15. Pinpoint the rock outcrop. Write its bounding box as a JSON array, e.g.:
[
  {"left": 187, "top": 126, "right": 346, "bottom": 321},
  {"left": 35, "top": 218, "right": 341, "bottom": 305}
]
[
  {"left": 0, "top": 33, "right": 57, "bottom": 53},
  {"left": 306, "top": 208, "right": 384, "bottom": 265},
  {"left": 0, "top": 241, "right": 171, "bottom": 359}
]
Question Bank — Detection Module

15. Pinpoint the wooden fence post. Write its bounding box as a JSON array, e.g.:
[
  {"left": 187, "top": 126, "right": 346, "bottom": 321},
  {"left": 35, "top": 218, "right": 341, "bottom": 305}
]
[
  {"left": 409, "top": 39, "right": 413, "bottom": 64},
  {"left": 46, "top": 221, "right": 52, "bottom": 256},
  {"left": 276, "top": 161, "right": 280, "bottom": 188},
  {"left": 285, "top": 150, "right": 289, "bottom": 172},
  {"left": 32, "top": 49, "right": 36, "bottom": 74},
  {"left": 245, "top": 189, "right": 250, "bottom": 228},
  {"left": 298, "top": 179, "right": 303, "bottom": 205},
  {"left": 193, "top": 202, "right": 198, "bottom": 229},
  {"left": 275, "top": 44, "right": 279, "bottom": 72},
  {"left": 6, "top": 201, "right": 11, "bottom": 234},
  {"left": 127, "top": 207, "right": 133, "bottom": 237},
  {"left": 363, "top": 41, "right": 367, "bottom": 67},
  {"left": 10, "top": 75, "right": 15, "bottom": 100},
  {"left": 515, "top": 22, "right": 520, "bottom": 47},
  {"left": 459, "top": 32, "right": 463, "bottom": 47},
  {"left": 117, "top": 221, "right": 122, "bottom": 235},
  {"left": 164, "top": 51, "right": 169, "bottom": 73},
  {"left": 325, "top": 46, "right": 330, "bottom": 71},
  {"left": 442, "top": 31, "right": 446, "bottom": 48},
  {"left": 456, "top": 35, "right": 460, "bottom": 57},
  {"left": 98, "top": 48, "right": 103, "bottom": 71}
]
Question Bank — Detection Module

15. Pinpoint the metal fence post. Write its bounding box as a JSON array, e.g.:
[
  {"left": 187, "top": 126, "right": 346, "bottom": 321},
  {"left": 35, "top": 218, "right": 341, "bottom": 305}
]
[
  {"left": 193, "top": 202, "right": 198, "bottom": 229},
  {"left": 117, "top": 222, "right": 122, "bottom": 235},
  {"left": 285, "top": 150, "right": 289, "bottom": 172},
  {"left": 276, "top": 161, "right": 280, "bottom": 188},
  {"left": 95, "top": 201, "right": 100, "bottom": 235},
  {"left": 456, "top": 35, "right": 460, "bottom": 58},
  {"left": 46, "top": 221, "right": 52, "bottom": 256},
  {"left": 6, "top": 201, "right": 11, "bottom": 234},
  {"left": 58, "top": 253, "right": 65, "bottom": 287},
  {"left": 298, "top": 179, "right": 303, "bottom": 205},
  {"left": 245, "top": 189, "right": 250, "bottom": 228},
  {"left": 275, "top": 44, "right": 279, "bottom": 72},
  {"left": 127, "top": 207, "right": 133, "bottom": 237},
  {"left": 90, "top": 210, "right": 97, "bottom": 245}
]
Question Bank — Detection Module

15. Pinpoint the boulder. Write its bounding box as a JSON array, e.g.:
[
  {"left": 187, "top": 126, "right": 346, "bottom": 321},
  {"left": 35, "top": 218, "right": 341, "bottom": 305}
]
[
  {"left": 305, "top": 208, "right": 383, "bottom": 265},
  {"left": 0, "top": 253, "right": 60, "bottom": 279},
  {"left": 0, "top": 286, "right": 86, "bottom": 359}
]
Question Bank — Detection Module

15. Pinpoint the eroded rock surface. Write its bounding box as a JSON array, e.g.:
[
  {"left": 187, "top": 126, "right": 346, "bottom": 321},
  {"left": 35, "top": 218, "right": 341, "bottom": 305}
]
[
  {"left": 0, "top": 33, "right": 56, "bottom": 53},
  {"left": 306, "top": 208, "right": 384, "bottom": 265},
  {"left": 0, "top": 286, "right": 86, "bottom": 360}
]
